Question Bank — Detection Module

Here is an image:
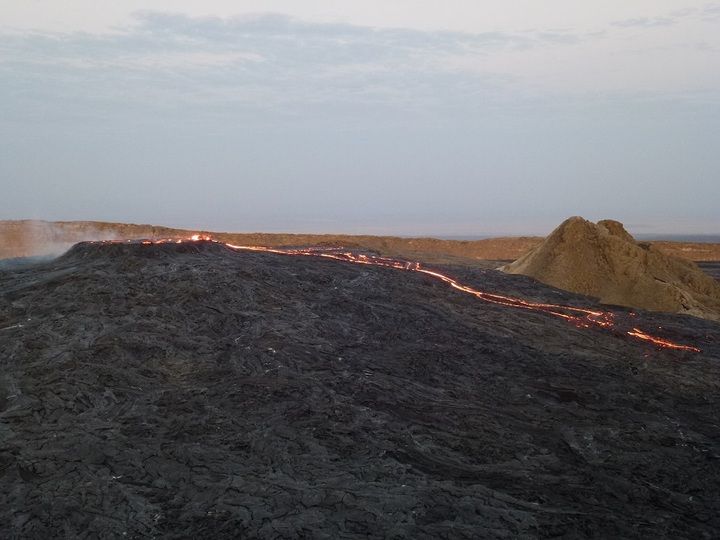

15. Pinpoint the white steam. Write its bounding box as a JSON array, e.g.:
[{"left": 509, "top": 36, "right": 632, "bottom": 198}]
[{"left": 1, "top": 221, "right": 124, "bottom": 260}]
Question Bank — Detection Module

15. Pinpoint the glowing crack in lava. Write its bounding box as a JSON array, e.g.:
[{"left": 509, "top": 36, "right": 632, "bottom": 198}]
[{"left": 99, "top": 236, "right": 702, "bottom": 353}]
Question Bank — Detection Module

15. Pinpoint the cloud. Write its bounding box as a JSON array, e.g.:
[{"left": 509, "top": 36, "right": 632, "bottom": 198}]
[
  {"left": 612, "top": 16, "right": 676, "bottom": 28},
  {"left": 1, "top": 9, "right": 717, "bottom": 127},
  {"left": 702, "top": 3, "right": 720, "bottom": 20},
  {"left": 0, "top": 11, "right": 586, "bottom": 120},
  {"left": 612, "top": 4, "right": 720, "bottom": 28}
]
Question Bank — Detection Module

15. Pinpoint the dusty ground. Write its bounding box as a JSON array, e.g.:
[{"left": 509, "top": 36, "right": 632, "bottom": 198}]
[
  {"left": 2, "top": 220, "right": 720, "bottom": 264},
  {"left": 0, "top": 241, "right": 719, "bottom": 539}
]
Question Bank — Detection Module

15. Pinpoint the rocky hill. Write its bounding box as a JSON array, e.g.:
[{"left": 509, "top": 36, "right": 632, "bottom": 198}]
[
  {"left": 501, "top": 217, "right": 720, "bottom": 321},
  {"left": 1, "top": 240, "right": 718, "bottom": 538}
]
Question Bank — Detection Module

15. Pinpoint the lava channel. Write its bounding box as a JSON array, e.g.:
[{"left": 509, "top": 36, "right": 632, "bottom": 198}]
[{"left": 100, "top": 236, "right": 704, "bottom": 353}]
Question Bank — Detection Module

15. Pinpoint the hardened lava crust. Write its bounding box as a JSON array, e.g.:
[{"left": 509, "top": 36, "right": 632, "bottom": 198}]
[
  {"left": 59, "top": 239, "right": 237, "bottom": 261},
  {"left": 1, "top": 240, "right": 719, "bottom": 539}
]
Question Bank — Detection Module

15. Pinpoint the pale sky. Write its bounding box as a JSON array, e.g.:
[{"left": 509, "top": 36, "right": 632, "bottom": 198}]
[{"left": 1, "top": 1, "right": 718, "bottom": 235}]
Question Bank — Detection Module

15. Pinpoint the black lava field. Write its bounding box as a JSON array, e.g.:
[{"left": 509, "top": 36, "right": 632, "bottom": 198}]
[{"left": 1, "top": 240, "right": 719, "bottom": 539}]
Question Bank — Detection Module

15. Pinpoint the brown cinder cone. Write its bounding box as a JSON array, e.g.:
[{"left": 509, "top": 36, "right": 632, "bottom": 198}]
[{"left": 501, "top": 216, "right": 720, "bottom": 321}]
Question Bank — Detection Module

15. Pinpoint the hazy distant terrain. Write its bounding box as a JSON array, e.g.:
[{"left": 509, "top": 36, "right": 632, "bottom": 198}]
[{"left": 2, "top": 220, "right": 720, "bottom": 264}]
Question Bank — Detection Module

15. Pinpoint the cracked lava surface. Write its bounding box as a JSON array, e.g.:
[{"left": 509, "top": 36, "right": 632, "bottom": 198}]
[
  {"left": 1, "top": 235, "right": 718, "bottom": 538},
  {"left": 150, "top": 236, "right": 700, "bottom": 353}
]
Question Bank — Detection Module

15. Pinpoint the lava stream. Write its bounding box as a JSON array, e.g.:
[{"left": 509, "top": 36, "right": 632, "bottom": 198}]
[{"left": 104, "top": 237, "right": 703, "bottom": 353}]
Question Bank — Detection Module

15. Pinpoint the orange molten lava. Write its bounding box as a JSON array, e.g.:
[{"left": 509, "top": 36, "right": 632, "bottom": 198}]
[
  {"left": 626, "top": 328, "right": 699, "bottom": 352},
  {"left": 109, "top": 235, "right": 702, "bottom": 353}
]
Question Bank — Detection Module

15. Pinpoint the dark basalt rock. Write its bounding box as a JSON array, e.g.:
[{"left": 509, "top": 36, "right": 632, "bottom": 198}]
[
  {"left": 0, "top": 243, "right": 719, "bottom": 539},
  {"left": 59, "top": 239, "right": 234, "bottom": 262}
]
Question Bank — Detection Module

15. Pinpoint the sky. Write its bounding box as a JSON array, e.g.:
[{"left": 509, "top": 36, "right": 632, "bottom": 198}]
[{"left": 1, "top": 1, "right": 718, "bottom": 236}]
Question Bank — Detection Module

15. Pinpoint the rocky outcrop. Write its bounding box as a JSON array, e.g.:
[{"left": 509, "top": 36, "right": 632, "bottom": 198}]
[{"left": 501, "top": 217, "right": 720, "bottom": 321}]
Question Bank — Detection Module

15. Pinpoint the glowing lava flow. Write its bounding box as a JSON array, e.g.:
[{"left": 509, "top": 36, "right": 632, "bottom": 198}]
[
  {"left": 219, "top": 241, "right": 701, "bottom": 353},
  {"left": 105, "top": 236, "right": 702, "bottom": 353},
  {"left": 626, "top": 328, "right": 699, "bottom": 351}
]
